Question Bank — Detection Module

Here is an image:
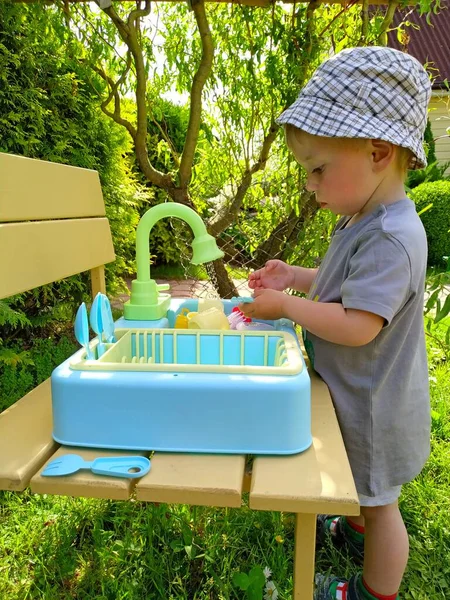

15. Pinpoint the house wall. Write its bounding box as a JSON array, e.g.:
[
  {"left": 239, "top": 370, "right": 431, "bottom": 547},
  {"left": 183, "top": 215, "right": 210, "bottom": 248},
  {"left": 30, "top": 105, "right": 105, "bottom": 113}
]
[{"left": 429, "top": 94, "right": 450, "bottom": 175}]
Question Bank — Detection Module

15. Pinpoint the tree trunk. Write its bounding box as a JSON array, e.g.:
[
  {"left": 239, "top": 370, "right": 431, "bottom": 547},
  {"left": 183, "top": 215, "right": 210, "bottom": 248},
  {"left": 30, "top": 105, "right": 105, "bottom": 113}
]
[{"left": 207, "top": 259, "right": 239, "bottom": 299}]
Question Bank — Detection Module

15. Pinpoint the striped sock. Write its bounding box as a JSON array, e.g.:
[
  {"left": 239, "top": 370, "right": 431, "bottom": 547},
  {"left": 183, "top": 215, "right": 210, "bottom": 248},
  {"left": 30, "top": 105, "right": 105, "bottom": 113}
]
[
  {"left": 325, "top": 516, "right": 365, "bottom": 544},
  {"left": 346, "top": 518, "right": 365, "bottom": 534},
  {"left": 327, "top": 574, "right": 399, "bottom": 600},
  {"left": 343, "top": 517, "right": 365, "bottom": 542},
  {"left": 357, "top": 575, "right": 399, "bottom": 600}
]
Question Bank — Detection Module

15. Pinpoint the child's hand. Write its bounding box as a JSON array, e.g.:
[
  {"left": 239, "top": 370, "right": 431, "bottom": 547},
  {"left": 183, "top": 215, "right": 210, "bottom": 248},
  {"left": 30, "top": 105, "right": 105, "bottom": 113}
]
[
  {"left": 248, "top": 260, "right": 294, "bottom": 292},
  {"left": 239, "top": 289, "right": 287, "bottom": 321}
]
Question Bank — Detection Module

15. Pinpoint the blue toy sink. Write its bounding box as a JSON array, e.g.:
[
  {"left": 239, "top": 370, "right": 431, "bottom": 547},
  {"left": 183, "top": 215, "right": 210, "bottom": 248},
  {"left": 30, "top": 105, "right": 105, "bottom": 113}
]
[{"left": 51, "top": 298, "right": 311, "bottom": 455}]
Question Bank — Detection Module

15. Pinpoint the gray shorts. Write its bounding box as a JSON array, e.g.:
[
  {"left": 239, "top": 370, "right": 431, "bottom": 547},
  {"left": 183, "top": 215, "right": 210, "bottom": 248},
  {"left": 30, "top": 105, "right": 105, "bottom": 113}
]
[{"left": 358, "top": 485, "right": 402, "bottom": 507}]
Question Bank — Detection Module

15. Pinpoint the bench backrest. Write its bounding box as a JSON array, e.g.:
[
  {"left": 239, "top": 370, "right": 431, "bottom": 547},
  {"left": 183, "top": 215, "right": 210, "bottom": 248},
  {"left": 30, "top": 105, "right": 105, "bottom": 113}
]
[{"left": 0, "top": 153, "right": 115, "bottom": 299}]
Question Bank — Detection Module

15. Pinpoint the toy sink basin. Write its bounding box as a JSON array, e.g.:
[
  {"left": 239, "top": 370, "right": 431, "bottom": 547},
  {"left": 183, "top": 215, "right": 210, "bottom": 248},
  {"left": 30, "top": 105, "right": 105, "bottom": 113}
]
[{"left": 51, "top": 299, "right": 311, "bottom": 455}]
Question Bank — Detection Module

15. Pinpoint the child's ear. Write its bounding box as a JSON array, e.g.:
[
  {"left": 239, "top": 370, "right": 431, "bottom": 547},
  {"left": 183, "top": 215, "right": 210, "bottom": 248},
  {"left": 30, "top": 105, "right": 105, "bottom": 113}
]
[{"left": 370, "top": 140, "right": 395, "bottom": 171}]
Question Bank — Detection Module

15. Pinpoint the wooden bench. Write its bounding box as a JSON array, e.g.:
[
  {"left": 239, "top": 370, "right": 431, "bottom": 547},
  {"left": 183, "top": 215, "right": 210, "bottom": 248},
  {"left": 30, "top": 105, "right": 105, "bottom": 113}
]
[{"left": 0, "top": 152, "right": 359, "bottom": 599}]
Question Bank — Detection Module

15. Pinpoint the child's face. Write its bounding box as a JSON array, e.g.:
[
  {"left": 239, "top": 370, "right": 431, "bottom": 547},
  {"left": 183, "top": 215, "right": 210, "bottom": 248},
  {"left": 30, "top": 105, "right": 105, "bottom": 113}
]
[{"left": 286, "top": 129, "right": 382, "bottom": 216}]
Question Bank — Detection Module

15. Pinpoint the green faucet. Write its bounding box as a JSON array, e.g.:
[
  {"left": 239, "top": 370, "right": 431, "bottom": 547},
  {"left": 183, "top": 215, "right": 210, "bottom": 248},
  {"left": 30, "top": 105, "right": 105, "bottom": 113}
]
[{"left": 124, "top": 202, "right": 224, "bottom": 321}]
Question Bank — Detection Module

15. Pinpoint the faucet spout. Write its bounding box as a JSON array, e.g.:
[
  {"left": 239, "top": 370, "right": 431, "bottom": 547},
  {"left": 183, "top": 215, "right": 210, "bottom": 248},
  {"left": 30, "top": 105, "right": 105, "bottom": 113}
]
[
  {"left": 136, "top": 203, "right": 222, "bottom": 282},
  {"left": 124, "top": 202, "right": 224, "bottom": 321}
]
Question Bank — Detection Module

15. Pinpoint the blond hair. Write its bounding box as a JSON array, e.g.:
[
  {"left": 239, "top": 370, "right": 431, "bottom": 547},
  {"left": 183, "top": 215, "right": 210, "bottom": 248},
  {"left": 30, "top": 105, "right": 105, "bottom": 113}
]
[
  {"left": 285, "top": 124, "right": 415, "bottom": 176},
  {"left": 396, "top": 146, "right": 415, "bottom": 176}
]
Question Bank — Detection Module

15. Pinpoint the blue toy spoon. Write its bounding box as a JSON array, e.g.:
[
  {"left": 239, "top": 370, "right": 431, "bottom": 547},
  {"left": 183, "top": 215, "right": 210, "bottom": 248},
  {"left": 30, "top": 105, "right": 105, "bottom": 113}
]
[{"left": 42, "top": 454, "right": 151, "bottom": 479}]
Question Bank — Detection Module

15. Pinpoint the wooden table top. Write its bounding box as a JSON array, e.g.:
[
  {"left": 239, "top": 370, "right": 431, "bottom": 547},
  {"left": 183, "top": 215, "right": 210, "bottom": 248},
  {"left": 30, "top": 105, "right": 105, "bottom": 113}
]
[{"left": 1, "top": 368, "right": 359, "bottom": 516}]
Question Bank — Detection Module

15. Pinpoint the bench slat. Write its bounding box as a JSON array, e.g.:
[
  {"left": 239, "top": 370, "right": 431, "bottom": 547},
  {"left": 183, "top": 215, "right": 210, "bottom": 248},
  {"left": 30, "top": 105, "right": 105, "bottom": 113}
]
[
  {"left": 135, "top": 453, "right": 246, "bottom": 507},
  {"left": 0, "top": 218, "right": 115, "bottom": 298},
  {"left": 0, "top": 379, "right": 58, "bottom": 491},
  {"left": 30, "top": 447, "right": 149, "bottom": 500},
  {"left": 249, "top": 370, "right": 359, "bottom": 515},
  {"left": 0, "top": 153, "right": 105, "bottom": 222}
]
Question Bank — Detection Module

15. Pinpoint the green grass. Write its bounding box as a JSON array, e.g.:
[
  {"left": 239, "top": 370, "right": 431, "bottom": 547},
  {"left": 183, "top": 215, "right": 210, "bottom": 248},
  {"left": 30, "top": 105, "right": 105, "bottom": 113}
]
[
  {"left": 1, "top": 329, "right": 449, "bottom": 599},
  {"left": 0, "top": 494, "right": 296, "bottom": 599}
]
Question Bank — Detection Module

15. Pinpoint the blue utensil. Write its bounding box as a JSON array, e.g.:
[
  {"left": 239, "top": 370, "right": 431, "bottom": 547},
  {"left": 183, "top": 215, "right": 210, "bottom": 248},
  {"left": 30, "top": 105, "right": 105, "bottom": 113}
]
[
  {"left": 100, "top": 294, "right": 116, "bottom": 343},
  {"left": 90, "top": 292, "right": 106, "bottom": 357},
  {"left": 74, "top": 303, "right": 94, "bottom": 360},
  {"left": 41, "top": 454, "right": 151, "bottom": 479}
]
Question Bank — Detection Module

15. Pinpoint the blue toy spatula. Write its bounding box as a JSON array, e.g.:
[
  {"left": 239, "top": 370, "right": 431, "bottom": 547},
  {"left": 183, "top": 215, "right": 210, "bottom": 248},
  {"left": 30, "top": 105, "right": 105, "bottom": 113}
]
[
  {"left": 74, "top": 303, "right": 94, "bottom": 360},
  {"left": 42, "top": 454, "right": 151, "bottom": 479}
]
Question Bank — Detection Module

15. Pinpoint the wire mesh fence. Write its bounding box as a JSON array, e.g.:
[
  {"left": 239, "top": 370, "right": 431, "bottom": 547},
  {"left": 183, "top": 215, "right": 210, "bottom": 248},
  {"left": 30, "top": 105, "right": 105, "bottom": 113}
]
[
  {"left": 114, "top": 192, "right": 321, "bottom": 308},
  {"left": 152, "top": 211, "right": 318, "bottom": 301},
  {"left": 165, "top": 219, "right": 253, "bottom": 300}
]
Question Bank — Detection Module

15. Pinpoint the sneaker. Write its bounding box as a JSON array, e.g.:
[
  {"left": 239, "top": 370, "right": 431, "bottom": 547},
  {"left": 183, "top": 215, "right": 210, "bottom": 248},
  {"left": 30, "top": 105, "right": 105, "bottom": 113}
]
[
  {"left": 314, "top": 573, "right": 360, "bottom": 600},
  {"left": 314, "top": 573, "right": 400, "bottom": 600},
  {"left": 316, "top": 515, "right": 364, "bottom": 564}
]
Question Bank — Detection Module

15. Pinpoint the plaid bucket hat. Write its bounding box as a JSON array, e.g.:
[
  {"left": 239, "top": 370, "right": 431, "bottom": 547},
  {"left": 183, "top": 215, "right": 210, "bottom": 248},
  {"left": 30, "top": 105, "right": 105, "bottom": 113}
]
[{"left": 277, "top": 46, "right": 431, "bottom": 169}]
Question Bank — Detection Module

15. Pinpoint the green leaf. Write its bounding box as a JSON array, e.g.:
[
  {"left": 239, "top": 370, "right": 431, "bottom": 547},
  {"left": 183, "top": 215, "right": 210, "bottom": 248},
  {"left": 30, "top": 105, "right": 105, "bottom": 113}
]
[
  {"left": 425, "top": 289, "right": 440, "bottom": 312},
  {"left": 232, "top": 572, "right": 250, "bottom": 590},
  {"left": 169, "top": 540, "right": 184, "bottom": 552},
  {"left": 181, "top": 522, "right": 193, "bottom": 545},
  {"left": 248, "top": 566, "right": 265, "bottom": 588},
  {"left": 431, "top": 409, "right": 441, "bottom": 422},
  {"left": 417, "top": 202, "right": 433, "bottom": 216},
  {"left": 0, "top": 348, "right": 34, "bottom": 368},
  {"left": 0, "top": 300, "right": 31, "bottom": 328},
  {"left": 434, "top": 293, "right": 450, "bottom": 324},
  {"left": 247, "top": 584, "right": 264, "bottom": 600}
]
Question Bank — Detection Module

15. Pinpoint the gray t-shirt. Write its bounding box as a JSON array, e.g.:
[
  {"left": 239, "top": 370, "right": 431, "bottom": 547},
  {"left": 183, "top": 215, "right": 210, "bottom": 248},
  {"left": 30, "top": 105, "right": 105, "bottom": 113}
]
[{"left": 304, "top": 198, "right": 430, "bottom": 497}]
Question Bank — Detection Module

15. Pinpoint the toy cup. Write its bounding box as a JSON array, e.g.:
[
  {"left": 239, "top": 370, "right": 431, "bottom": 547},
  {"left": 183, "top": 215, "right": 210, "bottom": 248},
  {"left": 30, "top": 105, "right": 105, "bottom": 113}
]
[
  {"left": 187, "top": 307, "right": 230, "bottom": 330},
  {"left": 198, "top": 298, "right": 224, "bottom": 312}
]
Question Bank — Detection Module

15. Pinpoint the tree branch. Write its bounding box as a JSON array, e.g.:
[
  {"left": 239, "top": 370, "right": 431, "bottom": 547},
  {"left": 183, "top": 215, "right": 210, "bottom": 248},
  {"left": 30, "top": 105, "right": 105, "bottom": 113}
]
[
  {"left": 318, "top": 0, "right": 360, "bottom": 39},
  {"left": 377, "top": 0, "right": 399, "bottom": 46},
  {"left": 99, "top": 1, "right": 173, "bottom": 190},
  {"left": 150, "top": 115, "right": 181, "bottom": 168},
  {"left": 306, "top": 0, "right": 320, "bottom": 56},
  {"left": 208, "top": 122, "right": 279, "bottom": 237},
  {"left": 128, "top": 0, "right": 151, "bottom": 27},
  {"left": 179, "top": 0, "right": 214, "bottom": 188},
  {"left": 359, "top": 0, "right": 369, "bottom": 45},
  {"left": 95, "top": 0, "right": 130, "bottom": 41},
  {"left": 75, "top": 4, "right": 135, "bottom": 72},
  {"left": 252, "top": 190, "right": 317, "bottom": 269},
  {"left": 90, "top": 61, "right": 138, "bottom": 139}
]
